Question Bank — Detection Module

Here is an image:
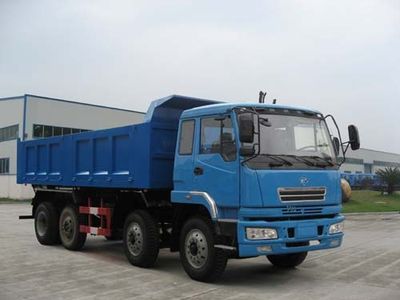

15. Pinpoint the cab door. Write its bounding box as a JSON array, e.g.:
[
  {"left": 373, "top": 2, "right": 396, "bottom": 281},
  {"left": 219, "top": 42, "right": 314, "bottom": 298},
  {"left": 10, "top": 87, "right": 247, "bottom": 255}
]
[
  {"left": 173, "top": 119, "right": 196, "bottom": 192},
  {"left": 193, "top": 115, "right": 240, "bottom": 209}
]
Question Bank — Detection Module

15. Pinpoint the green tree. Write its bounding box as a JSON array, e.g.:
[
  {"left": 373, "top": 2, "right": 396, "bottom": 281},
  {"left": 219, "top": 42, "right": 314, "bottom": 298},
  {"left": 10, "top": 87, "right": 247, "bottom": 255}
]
[{"left": 376, "top": 167, "right": 400, "bottom": 195}]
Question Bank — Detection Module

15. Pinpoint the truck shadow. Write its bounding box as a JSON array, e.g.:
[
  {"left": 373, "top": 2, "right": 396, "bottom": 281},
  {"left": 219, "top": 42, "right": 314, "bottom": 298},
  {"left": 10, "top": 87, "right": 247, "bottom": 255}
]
[{"left": 79, "top": 238, "right": 310, "bottom": 287}]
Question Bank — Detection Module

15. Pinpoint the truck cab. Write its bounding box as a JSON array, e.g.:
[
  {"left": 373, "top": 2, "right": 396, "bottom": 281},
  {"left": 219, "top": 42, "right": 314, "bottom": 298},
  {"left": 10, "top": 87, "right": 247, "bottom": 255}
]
[{"left": 172, "top": 102, "right": 359, "bottom": 265}]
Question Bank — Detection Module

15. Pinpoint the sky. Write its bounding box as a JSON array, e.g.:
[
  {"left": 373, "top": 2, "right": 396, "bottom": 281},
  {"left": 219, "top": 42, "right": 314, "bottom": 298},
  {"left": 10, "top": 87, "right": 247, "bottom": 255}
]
[{"left": 0, "top": 0, "right": 399, "bottom": 153}]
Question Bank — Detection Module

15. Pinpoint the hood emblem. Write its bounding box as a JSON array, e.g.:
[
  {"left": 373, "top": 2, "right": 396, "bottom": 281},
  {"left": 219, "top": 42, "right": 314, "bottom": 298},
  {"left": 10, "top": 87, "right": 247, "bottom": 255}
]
[{"left": 299, "top": 176, "right": 309, "bottom": 186}]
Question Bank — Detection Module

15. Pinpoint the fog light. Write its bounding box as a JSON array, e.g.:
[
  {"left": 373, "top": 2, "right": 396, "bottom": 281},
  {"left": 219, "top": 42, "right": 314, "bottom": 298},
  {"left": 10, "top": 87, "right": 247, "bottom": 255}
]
[
  {"left": 246, "top": 227, "right": 278, "bottom": 240},
  {"left": 329, "top": 222, "right": 344, "bottom": 234},
  {"left": 257, "top": 246, "right": 272, "bottom": 252},
  {"left": 330, "top": 239, "right": 341, "bottom": 247}
]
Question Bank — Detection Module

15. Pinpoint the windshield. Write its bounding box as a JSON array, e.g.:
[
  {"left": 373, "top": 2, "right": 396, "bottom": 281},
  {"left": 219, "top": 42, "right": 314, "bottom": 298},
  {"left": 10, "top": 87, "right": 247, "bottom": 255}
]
[
  {"left": 259, "top": 114, "right": 335, "bottom": 159},
  {"left": 237, "top": 109, "right": 337, "bottom": 168}
]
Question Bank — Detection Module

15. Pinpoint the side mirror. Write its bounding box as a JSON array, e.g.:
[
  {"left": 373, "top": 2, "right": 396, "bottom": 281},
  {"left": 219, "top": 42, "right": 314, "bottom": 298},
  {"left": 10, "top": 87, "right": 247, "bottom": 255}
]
[
  {"left": 239, "top": 146, "right": 255, "bottom": 156},
  {"left": 332, "top": 137, "right": 340, "bottom": 156},
  {"left": 238, "top": 113, "right": 254, "bottom": 143},
  {"left": 348, "top": 125, "right": 360, "bottom": 150}
]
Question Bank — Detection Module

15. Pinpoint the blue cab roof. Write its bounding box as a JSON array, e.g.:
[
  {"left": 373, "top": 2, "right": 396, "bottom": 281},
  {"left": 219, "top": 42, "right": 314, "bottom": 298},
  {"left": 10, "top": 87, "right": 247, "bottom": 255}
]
[
  {"left": 145, "top": 94, "right": 321, "bottom": 123},
  {"left": 181, "top": 101, "right": 321, "bottom": 118}
]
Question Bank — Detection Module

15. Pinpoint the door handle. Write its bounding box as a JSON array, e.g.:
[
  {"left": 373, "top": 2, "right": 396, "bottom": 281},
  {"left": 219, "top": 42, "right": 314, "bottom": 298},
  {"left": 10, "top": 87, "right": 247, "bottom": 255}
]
[{"left": 193, "top": 167, "right": 204, "bottom": 176}]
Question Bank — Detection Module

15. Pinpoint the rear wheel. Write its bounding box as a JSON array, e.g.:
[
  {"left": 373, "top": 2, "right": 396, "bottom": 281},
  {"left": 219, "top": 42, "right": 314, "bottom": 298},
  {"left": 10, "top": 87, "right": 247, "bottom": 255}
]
[
  {"left": 267, "top": 252, "right": 308, "bottom": 268},
  {"left": 59, "top": 205, "right": 86, "bottom": 250},
  {"left": 123, "top": 210, "right": 159, "bottom": 268},
  {"left": 34, "top": 202, "right": 60, "bottom": 245},
  {"left": 179, "top": 216, "right": 228, "bottom": 282}
]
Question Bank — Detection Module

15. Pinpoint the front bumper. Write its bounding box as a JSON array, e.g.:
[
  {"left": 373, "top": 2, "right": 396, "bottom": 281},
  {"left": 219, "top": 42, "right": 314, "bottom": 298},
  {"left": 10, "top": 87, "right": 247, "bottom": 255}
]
[{"left": 237, "top": 214, "right": 344, "bottom": 257}]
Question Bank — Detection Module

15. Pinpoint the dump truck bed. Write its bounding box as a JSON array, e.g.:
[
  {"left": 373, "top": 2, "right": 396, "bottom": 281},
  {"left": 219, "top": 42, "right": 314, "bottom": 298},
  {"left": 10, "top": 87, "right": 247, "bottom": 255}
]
[
  {"left": 17, "top": 95, "right": 220, "bottom": 189},
  {"left": 17, "top": 121, "right": 176, "bottom": 189}
]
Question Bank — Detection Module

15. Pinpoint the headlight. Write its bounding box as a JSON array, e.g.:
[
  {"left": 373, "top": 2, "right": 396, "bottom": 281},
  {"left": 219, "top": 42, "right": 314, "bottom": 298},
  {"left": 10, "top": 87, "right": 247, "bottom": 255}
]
[
  {"left": 246, "top": 227, "right": 278, "bottom": 240},
  {"left": 329, "top": 222, "right": 344, "bottom": 234}
]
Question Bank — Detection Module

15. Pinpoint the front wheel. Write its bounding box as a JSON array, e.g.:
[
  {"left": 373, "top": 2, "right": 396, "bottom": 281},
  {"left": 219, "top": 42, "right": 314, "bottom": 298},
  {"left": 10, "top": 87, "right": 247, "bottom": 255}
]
[
  {"left": 59, "top": 205, "right": 86, "bottom": 250},
  {"left": 267, "top": 252, "right": 308, "bottom": 268},
  {"left": 179, "top": 216, "right": 228, "bottom": 282}
]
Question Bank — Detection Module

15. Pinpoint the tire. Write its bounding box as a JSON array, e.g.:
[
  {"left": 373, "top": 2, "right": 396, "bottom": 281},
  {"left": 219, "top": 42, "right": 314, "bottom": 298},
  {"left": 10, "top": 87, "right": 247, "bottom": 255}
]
[
  {"left": 267, "top": 252, "right": 308, "bottom": 268},
  {"left": 34, "top": 202, "right": 60, "bottom": 245},
  {"left": 123, "top": 210, "right": 159, "bottom": 268},
  {"left": 179, "top": 216, "right": 228, "bottom": 282},
  {"left": 59, "top": 205, "right": 86, "bottom": 250}
]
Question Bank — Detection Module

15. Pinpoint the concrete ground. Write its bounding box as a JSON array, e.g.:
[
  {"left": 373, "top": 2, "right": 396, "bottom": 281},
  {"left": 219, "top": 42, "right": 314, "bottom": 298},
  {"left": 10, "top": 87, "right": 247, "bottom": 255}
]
[{"left": 1, "top": 204, "right": 400, "bottom": 300}]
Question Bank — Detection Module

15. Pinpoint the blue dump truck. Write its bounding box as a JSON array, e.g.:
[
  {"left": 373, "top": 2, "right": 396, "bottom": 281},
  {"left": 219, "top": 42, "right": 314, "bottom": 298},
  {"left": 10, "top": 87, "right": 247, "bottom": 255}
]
[{"left": 17, "top": 95, "right": 360, "bottom": 282}]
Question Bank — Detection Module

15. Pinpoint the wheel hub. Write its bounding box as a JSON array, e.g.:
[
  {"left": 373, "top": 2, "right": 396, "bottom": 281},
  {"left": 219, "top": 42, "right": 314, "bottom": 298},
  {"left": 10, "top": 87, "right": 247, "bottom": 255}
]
[
  {"left": 62, "top": 216, "right": 73, "bottom": 239},
  {"left": 36, "top": 211, "right": 48, "bottom": 236},
  {"left": 185, "top": 229, "right": 208, "bottom": 269},
  {"left": 127, "top": 222, "right": 143, "bottom": 256},
  {"left": 189, "top": 242, "right": 198, "bottom": 256}
]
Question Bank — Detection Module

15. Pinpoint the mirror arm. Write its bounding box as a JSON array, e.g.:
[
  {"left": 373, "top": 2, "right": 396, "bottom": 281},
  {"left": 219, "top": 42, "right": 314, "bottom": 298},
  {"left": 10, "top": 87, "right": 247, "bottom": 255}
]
[
  {"left": 342, "top": 142, "right": 350, "bottom": 155},
  {"left": 241, "top": 144, "right": 259, "bottom": 165},
  {"left": 324, "top": 114, "right": 346, "bottom": 166}
]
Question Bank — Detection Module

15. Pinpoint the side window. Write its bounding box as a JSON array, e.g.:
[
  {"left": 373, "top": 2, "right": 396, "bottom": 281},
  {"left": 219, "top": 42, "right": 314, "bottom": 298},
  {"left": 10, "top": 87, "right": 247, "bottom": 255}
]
[
  {"left": 200, "top": 118, "right": 221, "bottom": 154},
  {"left": 178, "top": 120, "right": 195, "bottom": 155},
  {"left": 200, "top": 116, "right": 236, "bottom": 161}
]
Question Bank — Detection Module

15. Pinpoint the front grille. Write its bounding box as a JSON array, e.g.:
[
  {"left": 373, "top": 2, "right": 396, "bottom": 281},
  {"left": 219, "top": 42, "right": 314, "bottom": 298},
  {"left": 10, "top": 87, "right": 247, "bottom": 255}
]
[
  {"left": 282, "top": 206, "right": 323, "bottom": 215},
  {"left": 247, "top": 214, "right": 336, "bottom": 222},
  {"left": 278, "top": 187, "right": 326, "bottom": 202}
]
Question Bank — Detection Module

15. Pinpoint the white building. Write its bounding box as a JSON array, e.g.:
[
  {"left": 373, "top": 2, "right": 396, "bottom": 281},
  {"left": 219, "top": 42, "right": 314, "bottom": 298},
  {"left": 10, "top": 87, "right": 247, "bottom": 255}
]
[
  {"left": 0, "top": 94, "right": 144, "bottom": 199},
  {"left": 340, "top": 148, "right": 400, "bottom": 174}
]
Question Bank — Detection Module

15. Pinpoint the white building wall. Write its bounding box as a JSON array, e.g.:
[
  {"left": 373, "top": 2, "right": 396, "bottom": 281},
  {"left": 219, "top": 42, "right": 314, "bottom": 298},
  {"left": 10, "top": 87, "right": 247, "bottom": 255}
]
[
  {"left": 0, "top": 175, "right": 33, "bottom": 199},
  {"left": 0, "top": 98, "right": 32, "bottom": 199},
  {"left": 0, "top": 140, "right": 18, "bottom": 174},
  {"left": 0, "top": 98, "right": 24, "bottom": 134},
  {"left": 25, "top": 95, "right": 144, "bottom": 139},
  {"left": 345, "top": 148, "right": 400, "bottom": 165},
  {"left": 340, "top": 148, "right": 400, "bottom": 174},
  {"left": 0, "top": 99, "right": 22, "bottom": 176},
  {"left": 340, "top": 163, "right": 364, "bottom": 174}
]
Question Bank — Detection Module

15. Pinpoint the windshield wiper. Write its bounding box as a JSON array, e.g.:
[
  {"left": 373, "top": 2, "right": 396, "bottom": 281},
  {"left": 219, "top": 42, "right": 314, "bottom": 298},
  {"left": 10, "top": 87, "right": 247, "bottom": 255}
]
[
  {"left": 262, "top": 154, "right": 293, "bottom": 166},
  {"left": 299, "top": 155, "right": 336, "bottom": 167},
  {"left": 269, "top": 154, "right": 325, "bottom": 167},
  {"left": 242, "top": 154, "right": 292, "bottom": 167}
]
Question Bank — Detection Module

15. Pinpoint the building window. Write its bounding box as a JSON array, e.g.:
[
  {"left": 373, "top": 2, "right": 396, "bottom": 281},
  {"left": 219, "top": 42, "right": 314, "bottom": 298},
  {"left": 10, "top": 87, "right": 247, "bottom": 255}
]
[
  {"left": 62, "top": 127, "right": 72, "bottom": 135},
  {"left": 178, "top": 120, "right": 195, "bottom": 155},
  {"left": 53, "top": 127, "right": 62, "bottom": 136},
  {"left": 0, "top": 125, "right": 19, "bottom": 142},
  {"left": 0, "top": 158, "right": 10, "bottom": 174},
  {"left": 32, "top": 124, "right": 90, "bottom": 138},
  {"left": 43, "top": 125, "right": 53, "bottom": 137},
  {"left": 33, "top": 125, "right": 43, "bottom": 138}
]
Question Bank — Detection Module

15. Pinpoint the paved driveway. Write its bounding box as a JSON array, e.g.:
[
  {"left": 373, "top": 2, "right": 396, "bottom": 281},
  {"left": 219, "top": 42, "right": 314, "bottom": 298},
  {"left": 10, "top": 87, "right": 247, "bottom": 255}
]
[{"left": 1, "top": 203, "right": 399, "bottom": 300}]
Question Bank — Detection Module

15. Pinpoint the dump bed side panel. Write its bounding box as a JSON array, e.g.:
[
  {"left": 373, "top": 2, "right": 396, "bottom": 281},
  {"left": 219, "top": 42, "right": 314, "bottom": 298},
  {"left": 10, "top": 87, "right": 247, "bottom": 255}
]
[{"left": 16, "top": 123, "right": 163, "bottom": 189}]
